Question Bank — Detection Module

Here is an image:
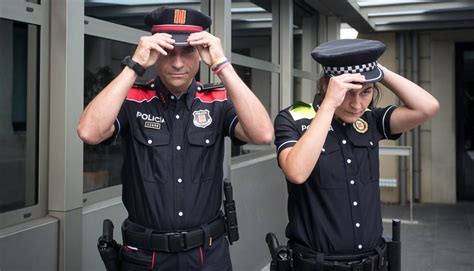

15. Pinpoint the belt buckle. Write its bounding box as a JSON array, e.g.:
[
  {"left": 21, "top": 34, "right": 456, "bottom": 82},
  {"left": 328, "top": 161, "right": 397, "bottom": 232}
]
[{"left": 165, "top": 232, "right": 187, "bottom": 253}]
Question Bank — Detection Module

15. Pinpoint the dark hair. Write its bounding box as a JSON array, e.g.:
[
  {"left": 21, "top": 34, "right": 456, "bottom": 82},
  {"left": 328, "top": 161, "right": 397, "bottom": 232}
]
[{"left": 314, "top": 72, "right": 381, "bottom": 107}]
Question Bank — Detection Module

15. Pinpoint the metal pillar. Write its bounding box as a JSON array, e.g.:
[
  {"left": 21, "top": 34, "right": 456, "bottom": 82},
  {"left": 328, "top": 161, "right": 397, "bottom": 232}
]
[
  {"left": 49, "top": 0, "right": 85, "bottom": 269},
  {"left": 398, "top": 32, "right": 407, "bottom": 205},
  {"left": 280, "top": 0, "right": 293, "bottom": 109},
  {"left": 411, "top": 31, "right": 421, "bottom": 202}
]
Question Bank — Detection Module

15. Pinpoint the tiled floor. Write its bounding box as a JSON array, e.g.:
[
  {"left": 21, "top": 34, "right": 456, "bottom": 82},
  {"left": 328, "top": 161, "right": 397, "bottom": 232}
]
[{"left": 382, "top": 202, "right": 474, "bottom": 271}]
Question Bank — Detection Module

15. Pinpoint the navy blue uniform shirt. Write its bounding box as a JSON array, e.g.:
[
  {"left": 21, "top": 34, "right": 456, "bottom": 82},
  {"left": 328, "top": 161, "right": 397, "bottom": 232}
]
[
  {"left": 274, "top": 101, "right": 400, "bottom": 255},
  {"left": 107, "top": 77, "right": 244, "bottom": 231}
]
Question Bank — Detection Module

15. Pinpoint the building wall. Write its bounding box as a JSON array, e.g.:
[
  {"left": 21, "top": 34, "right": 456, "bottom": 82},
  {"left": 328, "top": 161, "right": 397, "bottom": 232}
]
[
  {"left": 361, "top": 29, "right": 474, "bottom": 203},
  {"left": 425, "top": 29, "right": 474, "bottom": 203},
  {"left": 0, "top": 218, "right": 59, "bottom": 271}
]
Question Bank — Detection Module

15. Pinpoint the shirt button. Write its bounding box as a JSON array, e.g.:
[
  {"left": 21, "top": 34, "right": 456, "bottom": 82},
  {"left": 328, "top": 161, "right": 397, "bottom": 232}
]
[
  {"left": 176, "top": 114, "right": 180, "bottom": 119},
  {"left": 178, "top": 212, "right": 183, "bottom": 217},
  {"left": 353, "top": 201, "right": 358, "bottom": 206},
  {"left": 342, "top": 123, "right": 346, "bottom": 126},
  {"left": 322, "top": 148, "right": 325, "bottom": 152},
  {"left": 170, "top": 95, "right": 175, "bottom": 100},
  {"left": 197, "top": 86, "right": 202, "bottom": 91},
  {"left": 358, "top": 244, "right": 363, "bottom": 249},
  {"left": 176, "top": 145, "right": 181, "bottom": 150},
  {"left": 350, "top": 180, "right": 355, "bottom": 185},
  {"left": 147, "top": 139, "right": 152, "bottom": 145},
  {"left": 347, "top": 159, "right": 352, "bottom": 164},
  {"left": 150, "top": 84, "right": 155, "bottom": 88},
  {"left": 356, "top": 223, "right": 360, "bottom": 228},
  {"left": 178, "top": 178, "right": 182, "bottom": 183},
  {"left": 342, "top": 139, "right": 347, "bottom": 144},
  {"left": 205, "top": 139, "right": 210, "bottom": 144},
  {"left": 370, "top": 141, "right": 374, "bottom": 146}
]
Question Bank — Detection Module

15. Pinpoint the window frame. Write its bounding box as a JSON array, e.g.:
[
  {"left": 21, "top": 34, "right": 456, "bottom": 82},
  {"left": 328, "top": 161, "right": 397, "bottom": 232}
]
[
  {"left": 82, "top": 16, "right": 149, "bottom": 206},
  {"left": 0, "top": 0, "right": 49, "bottom": 229}
]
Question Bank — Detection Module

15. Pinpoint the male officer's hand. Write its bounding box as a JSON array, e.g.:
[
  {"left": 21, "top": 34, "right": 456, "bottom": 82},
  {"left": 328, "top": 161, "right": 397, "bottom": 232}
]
[
  {"left": 187, "top": 31, "right": 225, "bottom": 66},
  {"left": 322, "top": 73, "right": 365, "bottom": 109},
  {"left": 132, "top": 33, "right": 176, "bottom": 68}
]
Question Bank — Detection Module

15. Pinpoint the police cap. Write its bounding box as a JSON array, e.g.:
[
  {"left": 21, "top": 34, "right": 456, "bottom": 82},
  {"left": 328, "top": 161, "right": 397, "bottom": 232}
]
[
  {"left": 145, "top": 6, "right": 212, "bottom": 46},
  {"left": 311, "top": 39, "right": 386, "bottom": 83}
]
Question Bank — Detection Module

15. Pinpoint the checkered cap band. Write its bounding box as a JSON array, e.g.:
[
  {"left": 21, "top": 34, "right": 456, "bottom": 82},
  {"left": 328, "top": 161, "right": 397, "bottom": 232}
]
[{"left": 324, "top": 61, "right": 377, "bottom": 76}]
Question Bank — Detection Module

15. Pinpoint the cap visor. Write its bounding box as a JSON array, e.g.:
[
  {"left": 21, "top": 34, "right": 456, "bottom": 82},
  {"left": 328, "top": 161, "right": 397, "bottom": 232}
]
[
  {"left": 361, "top": 66, "right": 384, "bottom": 83},
  {"left": 171, "top": 33, "right": 190, "bottom": 47}
]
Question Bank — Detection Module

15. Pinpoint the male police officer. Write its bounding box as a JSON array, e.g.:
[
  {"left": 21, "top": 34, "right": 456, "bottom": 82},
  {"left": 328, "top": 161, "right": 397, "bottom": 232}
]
[{"left": 77, "top": 6, "right": 273, "bottom": 271}]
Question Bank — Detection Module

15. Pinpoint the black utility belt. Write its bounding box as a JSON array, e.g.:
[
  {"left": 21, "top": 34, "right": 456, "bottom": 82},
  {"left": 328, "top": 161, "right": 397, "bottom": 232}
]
[
  {"left": 290, "top": 241, "right": 387, "bottom": 271},
  {"left": 122, "top": 216, "right": 226, "bottom": 253}
]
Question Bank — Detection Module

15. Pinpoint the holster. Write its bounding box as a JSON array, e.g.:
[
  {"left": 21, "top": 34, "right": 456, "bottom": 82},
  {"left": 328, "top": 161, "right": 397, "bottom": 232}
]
[
  {"left": 387, "top": 220, "right": 401, "bottom": 271},
  {"left": 223, "top": 180, "right": 239, "bottom": 244},
  {"left": 266, "top": 232, "right": 293, "bottom": 271},
  {"left": 98, "top": 219, "right": 122, "bottom": 271}
]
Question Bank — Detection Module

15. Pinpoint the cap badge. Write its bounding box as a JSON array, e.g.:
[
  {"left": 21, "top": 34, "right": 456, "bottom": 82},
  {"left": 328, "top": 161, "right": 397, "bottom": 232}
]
[
  {"left": 174, "top": 9, "right": 187, "bottom": 24},
  {"left": 193, "top": 109, "right": 212, "bottom": 128},
  {"left": 353, "top": 118, "right": 368, "bottom": 133}
]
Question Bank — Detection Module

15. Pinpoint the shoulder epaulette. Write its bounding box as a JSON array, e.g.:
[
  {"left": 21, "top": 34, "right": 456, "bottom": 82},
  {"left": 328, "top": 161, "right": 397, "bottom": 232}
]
[
  {"left": 132, "top": 80, "right": 155, "bottom": 90},
  {"left": 127, "top": 80, "right": 157, "bottom": 103},
  {"left": 288, "top": 100, "right": 316, "bottom": 121},
  {"left": 197, "top": 82, "right": 225, "bottom": 93}
]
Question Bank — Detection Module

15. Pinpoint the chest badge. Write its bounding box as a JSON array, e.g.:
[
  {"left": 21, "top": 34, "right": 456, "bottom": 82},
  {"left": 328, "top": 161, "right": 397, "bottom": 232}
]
[
  {"left": 193, "top": 109, "right": 212, "bottom": 128},
  {"left": 144, "top": 121, "right": 161, "bottom": 130},
  {"left": 353, "top": 118, "right": 368, "bottom": 133}
]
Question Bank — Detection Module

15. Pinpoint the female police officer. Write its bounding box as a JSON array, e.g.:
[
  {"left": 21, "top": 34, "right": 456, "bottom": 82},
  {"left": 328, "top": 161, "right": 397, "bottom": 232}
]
[{"left": 273, "top": 39, "right": 439, "bottom": 270}]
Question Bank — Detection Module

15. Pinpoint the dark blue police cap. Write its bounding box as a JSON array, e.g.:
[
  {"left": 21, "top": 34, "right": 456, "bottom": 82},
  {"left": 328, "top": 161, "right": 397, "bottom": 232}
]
[
  {"left": 311, "top": 39, "right": 386, "bottom": 83},
  {"left": 145, "top": 6, "right": 212, "bottom": 46}
]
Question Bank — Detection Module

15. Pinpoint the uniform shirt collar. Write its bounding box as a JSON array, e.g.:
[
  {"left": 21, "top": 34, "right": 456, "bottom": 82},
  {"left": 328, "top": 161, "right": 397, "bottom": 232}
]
[{"left": 154, "top": 77, "right": 196, "bottom": 110}]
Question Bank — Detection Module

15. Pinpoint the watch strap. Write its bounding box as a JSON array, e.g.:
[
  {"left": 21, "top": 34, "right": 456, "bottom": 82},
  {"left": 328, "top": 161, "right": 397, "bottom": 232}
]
[{"left": 121, "top": 56, "right": 146, "bottom": 77}]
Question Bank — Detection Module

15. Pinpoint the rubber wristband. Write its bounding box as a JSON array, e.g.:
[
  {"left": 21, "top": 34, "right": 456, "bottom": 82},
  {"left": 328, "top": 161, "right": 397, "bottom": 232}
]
[
  {"left": 212, "top": 60, "right": 229, "bottom": 71},
  {"left": 211, "top": 57, "right": 228, "bottom": 69},
  {"left": 214, "top": 62, "right": 230, "bottom": 75}
]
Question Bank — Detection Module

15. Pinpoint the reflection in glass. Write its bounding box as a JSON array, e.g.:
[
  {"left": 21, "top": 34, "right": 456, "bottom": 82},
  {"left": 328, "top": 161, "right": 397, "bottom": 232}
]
[
  {"left": 293, "top": 76, "right": 302, "bottom": 103},
  {"left": 83, "top": 35, "right": 156, "bottom": 193},
  {"left": 293, "top": 2, "right": 313, "bottom": 69},
  {"left": 232, "top": 64, "right": 272, "bottom": 157},
  {"left": 231, "top": 0, "right": 272, "bottom": 61},
  {"left": 0, "top": 19, "right": 39, "bottom": 213}
]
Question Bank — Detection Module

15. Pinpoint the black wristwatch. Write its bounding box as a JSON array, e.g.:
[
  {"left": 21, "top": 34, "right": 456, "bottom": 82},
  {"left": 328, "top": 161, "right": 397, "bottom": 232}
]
[{"left": 121, "top": 56, "right": 146, "bottom": 77}]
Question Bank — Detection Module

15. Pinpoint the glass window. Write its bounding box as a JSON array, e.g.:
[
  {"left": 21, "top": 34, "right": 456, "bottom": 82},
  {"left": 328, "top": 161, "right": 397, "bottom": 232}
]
[
  {"left": 0, "top": 19, "right": 39, "bottom": 214},
  {"left": 293, "top": 32, "right": 302, "bottom": 70},
  {"left": 293, "top": 76, "right": 302, "bottom": 102},
  {"left": 84, "top": 1, "right": 202, "bottom": 32},
  {"left": 293, "top": 3, "right": 314, "bottom": 69},
  {"left": 293, "top": 76, "right": 318, "bottom": 104},
  {"left": 231, "top": 64, "right": 273, "bottom": 157},
  {"left": 83, "top": 35, "right": 156, "bottom": 193},
  {"left": 232, "top": 0, "right": 272, "bottom": 61}
]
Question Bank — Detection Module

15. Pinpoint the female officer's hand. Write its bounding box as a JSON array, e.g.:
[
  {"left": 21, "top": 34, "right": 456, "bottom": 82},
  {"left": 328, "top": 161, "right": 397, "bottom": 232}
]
[
  {"left": 322, "top": 73, "right": 366, "bottom": 109},
  {"left": 131, "top": 33, "right": 175, "bottom": 68},
  {"left": 187, "top": 32, "right": 225, "bottom": 66}
]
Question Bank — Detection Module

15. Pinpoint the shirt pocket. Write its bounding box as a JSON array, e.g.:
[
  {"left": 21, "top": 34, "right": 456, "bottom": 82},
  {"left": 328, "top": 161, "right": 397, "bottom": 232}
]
[
  {"left": 352, "top": 139, "right": 379, "bottom": 184},
  {"left": 317, "top": 142, "right": 347, "bottom": 189},
  {"left": 132, "top": 128, "right": 170, "bottom": 184},
  {"left": 187, "top": 129, "right": 219, "bottom": 183}
]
